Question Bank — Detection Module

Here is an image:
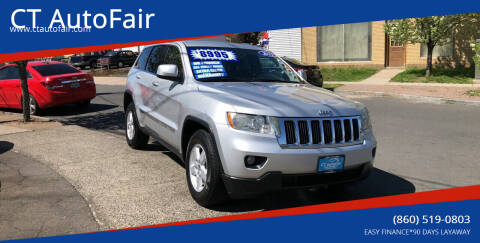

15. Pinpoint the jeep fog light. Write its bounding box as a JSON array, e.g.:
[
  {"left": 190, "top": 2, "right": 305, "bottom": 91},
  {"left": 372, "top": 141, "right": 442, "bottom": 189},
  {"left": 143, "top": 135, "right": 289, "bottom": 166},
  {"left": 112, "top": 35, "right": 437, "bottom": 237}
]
[{"left": 244, "top": 156, "right": 267, "bottom": 169}]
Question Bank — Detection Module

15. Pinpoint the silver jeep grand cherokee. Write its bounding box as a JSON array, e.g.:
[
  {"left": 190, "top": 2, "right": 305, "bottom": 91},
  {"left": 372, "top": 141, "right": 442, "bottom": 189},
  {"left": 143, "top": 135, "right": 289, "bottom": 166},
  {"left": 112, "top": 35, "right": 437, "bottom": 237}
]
[{"left": 124, "top": 40, "right": 377, "bottom": 207}]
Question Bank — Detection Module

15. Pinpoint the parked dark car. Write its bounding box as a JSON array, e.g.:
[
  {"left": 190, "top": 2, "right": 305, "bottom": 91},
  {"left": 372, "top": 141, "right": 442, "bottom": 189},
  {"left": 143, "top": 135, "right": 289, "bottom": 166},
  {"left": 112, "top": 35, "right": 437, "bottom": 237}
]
[
  {"left": 69, "top": 52, "right": 106, "bottom": 69},
  {"left": 282, "top": 57, "right": 323, "bottom": 87},
  {"left": 97, "top": 50, "right": 137, "bottom": 69}
]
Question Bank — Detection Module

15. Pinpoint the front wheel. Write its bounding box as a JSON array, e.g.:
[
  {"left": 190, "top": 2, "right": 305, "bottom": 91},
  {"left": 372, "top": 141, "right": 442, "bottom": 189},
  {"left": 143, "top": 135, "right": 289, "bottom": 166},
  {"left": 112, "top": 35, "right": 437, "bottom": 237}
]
[
  {"left": 186, "top": 130, "right": 228, "bottom": 207},
  {"left": 125, "top": 103, "right": 149, "bottom": 149}
]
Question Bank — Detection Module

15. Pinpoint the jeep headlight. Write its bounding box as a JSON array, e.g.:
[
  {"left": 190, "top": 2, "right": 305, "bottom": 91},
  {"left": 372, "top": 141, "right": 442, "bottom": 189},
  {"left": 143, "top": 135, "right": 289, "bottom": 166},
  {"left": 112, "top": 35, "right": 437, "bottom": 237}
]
[
  {"left": 360, "top": 107, "right": 371, "bottom": 132},
  {"left": 227, "top": 112, "right": 279, "bottom": 135}
]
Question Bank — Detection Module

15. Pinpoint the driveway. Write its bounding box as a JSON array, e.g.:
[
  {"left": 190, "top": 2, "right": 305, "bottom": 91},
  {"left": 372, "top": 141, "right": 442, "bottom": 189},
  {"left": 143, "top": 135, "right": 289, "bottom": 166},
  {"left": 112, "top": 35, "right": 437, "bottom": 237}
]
[
  {"left": 0, "top": 142, "right": 98, "bottom": 241},
  {"left": 1, "top": 83, "right": 479, "bottom": 234}
]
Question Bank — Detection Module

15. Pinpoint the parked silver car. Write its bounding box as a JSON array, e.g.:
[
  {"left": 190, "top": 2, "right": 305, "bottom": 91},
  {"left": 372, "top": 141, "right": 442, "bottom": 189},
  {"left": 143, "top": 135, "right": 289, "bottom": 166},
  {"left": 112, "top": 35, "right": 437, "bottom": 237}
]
[{"left": 124, "top": 40, "right": 377, "bottom": 207}]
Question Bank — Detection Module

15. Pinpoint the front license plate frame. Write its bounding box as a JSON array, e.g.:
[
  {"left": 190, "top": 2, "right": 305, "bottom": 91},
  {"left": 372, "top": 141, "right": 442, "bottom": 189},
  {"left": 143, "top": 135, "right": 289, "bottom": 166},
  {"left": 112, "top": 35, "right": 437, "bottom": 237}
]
[{"left": 318, "top": 156, "right": 345, "bottom": 172}]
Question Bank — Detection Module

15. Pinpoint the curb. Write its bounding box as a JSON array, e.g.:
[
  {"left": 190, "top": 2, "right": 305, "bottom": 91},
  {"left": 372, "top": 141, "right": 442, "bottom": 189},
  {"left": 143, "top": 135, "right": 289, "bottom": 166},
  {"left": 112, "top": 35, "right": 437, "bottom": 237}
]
[
  {"left": 336, "top": 90, "right": 480, "bottom": 106},
  {"left": 0, "top": 111, "right": 51, "bottom": 122}
]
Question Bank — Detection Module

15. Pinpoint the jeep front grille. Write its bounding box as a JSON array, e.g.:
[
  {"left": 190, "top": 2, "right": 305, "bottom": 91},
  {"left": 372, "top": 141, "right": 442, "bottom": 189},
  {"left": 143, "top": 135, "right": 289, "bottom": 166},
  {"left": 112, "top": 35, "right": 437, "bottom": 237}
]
[{"left": 278, "top": 117, "right": 362, "bottom": 148}]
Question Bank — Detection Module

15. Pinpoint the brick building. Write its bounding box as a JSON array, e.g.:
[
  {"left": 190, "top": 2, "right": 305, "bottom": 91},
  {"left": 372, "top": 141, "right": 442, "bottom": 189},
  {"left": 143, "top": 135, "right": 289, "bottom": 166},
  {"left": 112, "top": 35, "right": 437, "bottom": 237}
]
[{"left": 300, "top": 20, "right": 478, "bottom": 68}]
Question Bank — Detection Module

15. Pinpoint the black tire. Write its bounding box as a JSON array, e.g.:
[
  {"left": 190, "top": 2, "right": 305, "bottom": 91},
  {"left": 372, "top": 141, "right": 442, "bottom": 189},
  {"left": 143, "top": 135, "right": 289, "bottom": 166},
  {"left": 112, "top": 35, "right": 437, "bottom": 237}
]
[
  {"left": 77, "top": 99, "right": 91, "bottom": 109},
  {"left": 186, "top": 129, "right": 229, "bottom": 207},
  {"left": 125, "top": 103, "right": 149, "bottom": 149}
]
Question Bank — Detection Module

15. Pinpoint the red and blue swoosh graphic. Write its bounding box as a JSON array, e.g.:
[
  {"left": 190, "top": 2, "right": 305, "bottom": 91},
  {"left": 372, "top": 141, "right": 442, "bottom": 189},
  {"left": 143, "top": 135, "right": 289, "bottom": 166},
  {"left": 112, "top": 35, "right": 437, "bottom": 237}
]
[{"left": 5, "top": 185, "right": 480, "bottom": 243}]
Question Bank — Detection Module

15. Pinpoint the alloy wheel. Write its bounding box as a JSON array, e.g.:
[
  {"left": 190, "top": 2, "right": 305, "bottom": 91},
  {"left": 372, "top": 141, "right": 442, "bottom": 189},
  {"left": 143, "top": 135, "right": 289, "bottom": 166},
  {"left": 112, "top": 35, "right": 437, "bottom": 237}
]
[
  {"left": 189, "top": 144, "right": 208, "bottom": 192},
  {"left": 126, "top": 111, "right": 135, "bottom": 140},
  {"left": 29, "top": 97, "right": 36, "bottom": 115}
]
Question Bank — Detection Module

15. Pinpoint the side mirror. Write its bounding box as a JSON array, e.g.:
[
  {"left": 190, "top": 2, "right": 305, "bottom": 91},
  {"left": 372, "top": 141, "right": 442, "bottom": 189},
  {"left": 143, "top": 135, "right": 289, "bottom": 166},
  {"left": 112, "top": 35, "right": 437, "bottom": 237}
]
[
  {"left": 305, "top": 69, "right": 323, "bottom": 88},
  {"left": 156, "top": 64, "right": 179, "bottom": 78}
]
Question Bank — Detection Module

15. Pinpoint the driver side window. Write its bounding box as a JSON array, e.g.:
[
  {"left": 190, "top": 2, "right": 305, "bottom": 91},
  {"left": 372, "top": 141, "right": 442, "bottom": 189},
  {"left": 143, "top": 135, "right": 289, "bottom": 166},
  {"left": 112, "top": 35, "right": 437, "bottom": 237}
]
[
  {"left": 146, "top": 46, "right": 168, "bottom": 73},
  {"left": 164, "top": 46, "right": 184, "bottom": 80}
]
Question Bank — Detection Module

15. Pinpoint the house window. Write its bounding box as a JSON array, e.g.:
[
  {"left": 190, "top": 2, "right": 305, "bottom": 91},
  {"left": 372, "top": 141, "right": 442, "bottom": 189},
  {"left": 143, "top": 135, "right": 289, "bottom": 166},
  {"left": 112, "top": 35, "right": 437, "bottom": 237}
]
[
  {"left": 420, "top": 40, "right": 454, "bottom": 57},
  {"left": 317, "top": 22, "right": 372, "bottom": 62}
]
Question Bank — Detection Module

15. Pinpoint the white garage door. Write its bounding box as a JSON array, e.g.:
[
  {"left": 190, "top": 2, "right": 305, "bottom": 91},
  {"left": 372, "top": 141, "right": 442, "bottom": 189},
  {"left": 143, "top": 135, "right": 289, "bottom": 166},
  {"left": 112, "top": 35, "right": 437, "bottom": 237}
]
[{"left": 267, "top": 28, "right": 302, "bottom": 60}]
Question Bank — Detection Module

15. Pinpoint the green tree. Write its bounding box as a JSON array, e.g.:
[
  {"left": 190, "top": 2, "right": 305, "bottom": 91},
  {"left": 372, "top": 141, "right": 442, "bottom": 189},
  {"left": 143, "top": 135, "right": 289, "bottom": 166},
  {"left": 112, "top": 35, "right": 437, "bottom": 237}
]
[
  {"left": 473, "top": 38, "right": 480, "bottom": 68},
  {"left": 14, "top": 60, "right": 31, "bottom": 122},
  {"left": 229, "top": 32, "right": 262, "bottom": 45},
  {"left": 385, "top": 15, "right": 462, "bottom": 77}
]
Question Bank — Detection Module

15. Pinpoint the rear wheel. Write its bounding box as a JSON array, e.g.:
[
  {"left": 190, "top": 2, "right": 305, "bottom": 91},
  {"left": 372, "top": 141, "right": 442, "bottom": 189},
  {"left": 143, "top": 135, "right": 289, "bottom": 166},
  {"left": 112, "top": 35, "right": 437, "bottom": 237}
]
[
  {"left": 117, "top": 61, "right": 124, "bottom": 68},
  {"left": 77, "top": 99, "right": 91, "bottom": 109},
  {"left": 28, "top": 95, "right": 40, "bottom": 115},
  {"left": 125, "top": 103, "right": 149, "bottom": 149},
  {"left": 186, "top": 129, "right": 228, "bottom": 207}
]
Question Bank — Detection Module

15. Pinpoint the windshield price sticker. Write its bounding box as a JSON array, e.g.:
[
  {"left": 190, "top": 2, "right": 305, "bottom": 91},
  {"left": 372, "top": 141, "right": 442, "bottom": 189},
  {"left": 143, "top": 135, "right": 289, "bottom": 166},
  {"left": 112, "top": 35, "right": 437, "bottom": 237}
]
[
  {"left": 192, "top": 61, "right": 227, "bottom": 79},
  {"left": 189, "top": 49, "right": 237, "bottom": 61}
]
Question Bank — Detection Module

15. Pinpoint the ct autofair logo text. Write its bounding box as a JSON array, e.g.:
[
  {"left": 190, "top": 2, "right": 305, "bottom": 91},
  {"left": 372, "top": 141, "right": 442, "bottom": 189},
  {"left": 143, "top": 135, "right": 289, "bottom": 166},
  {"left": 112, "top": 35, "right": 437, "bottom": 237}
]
[{"left": 10, "top": 9, "right": 156, "bottom": 30}]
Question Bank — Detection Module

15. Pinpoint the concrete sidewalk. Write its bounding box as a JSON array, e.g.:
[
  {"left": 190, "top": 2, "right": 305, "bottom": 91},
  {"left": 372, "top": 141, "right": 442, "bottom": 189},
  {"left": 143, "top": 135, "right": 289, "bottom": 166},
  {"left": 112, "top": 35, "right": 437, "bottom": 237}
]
[
  {"left": 0, "top": 125, "right": 237, "bottom": 230},
  {"left": 325, "top": 68, "right": 480, "bottom": 103},
  {"left": 0, "top": 143, "right": 99, "bottom": 241},
  {"left": 334, "top": 83, "right": 480, "bottom": 103},
  {"left": 362, "top": 68, "right": 404, "bottom": 84},
  {"left": 93, "top": 76, "right": 127, "bottom": 86},
  {"left": 0, "top": 125, "right": 30, "bottom": 136},
  {"left": 0, "top": 113, "right": 61, "bottom": 136},
  {"left": 328, "top": 80, "right": 480, "bottom": 88}
]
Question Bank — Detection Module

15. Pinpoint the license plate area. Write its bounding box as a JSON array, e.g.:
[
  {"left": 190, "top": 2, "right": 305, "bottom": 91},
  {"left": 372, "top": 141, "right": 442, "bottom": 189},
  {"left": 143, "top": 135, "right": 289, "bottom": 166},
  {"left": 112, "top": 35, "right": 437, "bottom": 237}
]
[
  {"left": 318, "top": 156, "right": 344, "bottom": 172},
  {"left": 70, "top": 82, "right": 80, "bottom": 88}
]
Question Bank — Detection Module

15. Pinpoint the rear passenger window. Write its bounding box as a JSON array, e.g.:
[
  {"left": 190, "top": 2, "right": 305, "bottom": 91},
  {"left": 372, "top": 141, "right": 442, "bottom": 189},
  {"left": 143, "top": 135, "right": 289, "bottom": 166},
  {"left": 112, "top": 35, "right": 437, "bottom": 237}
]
[
  {"left": 32, "top": 64, "right": 81, "bottom": 76},
  {"left": 0, "top": 66, "right": 32, "bottom": 79},
  {"left": 146, "top": 46, "right": 168, "bottom": 73},
  {"left": 135, "top": 47, "right": 153, "bottom": 70},
  {"left": 6, "top": 66, "right": 20, "bottom": 79}
]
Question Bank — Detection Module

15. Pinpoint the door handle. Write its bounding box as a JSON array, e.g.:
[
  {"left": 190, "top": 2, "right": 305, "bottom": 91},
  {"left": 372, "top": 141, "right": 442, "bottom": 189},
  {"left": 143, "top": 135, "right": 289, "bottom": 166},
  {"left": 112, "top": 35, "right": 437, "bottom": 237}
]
[
  {"left": 135, "top": 74, "right": 141, "bottom": 79},
  {"left": 152, "top": 81, "right": 160, "bottom": 87}
]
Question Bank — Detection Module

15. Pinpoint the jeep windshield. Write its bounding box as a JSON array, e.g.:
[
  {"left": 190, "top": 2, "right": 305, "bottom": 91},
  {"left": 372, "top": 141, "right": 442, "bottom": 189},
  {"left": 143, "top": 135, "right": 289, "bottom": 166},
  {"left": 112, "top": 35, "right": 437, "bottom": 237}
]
[{"left": 186, "top": 47, "right": 303, "bottom": 83}]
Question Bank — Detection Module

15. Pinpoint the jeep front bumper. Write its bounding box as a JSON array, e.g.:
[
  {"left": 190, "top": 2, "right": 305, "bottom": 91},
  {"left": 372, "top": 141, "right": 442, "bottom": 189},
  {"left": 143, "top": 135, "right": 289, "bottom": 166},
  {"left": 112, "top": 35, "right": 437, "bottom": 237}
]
[
  {"left": 223, "top": 162, "right": 372, "bottom": 198},
  {"left": 214, "top": 124, "right": 377, "bottom": 197}
]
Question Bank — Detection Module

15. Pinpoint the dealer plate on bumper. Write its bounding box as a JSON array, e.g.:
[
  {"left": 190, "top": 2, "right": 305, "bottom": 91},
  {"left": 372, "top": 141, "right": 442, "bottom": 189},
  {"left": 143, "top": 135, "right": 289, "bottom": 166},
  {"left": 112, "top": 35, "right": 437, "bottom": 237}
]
[
  {"left": 70, "top": 82, "right": 80, "bottom": 88},
  {"left": 318, "top": 156, "right": 344, "bottom": 172}
]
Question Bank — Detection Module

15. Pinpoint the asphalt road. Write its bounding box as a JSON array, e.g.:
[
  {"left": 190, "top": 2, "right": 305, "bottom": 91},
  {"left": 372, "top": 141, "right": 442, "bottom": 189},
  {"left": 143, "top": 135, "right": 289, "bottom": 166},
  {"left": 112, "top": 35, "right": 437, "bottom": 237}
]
[
  {"left": 43, "top": 85, "right": 126, "bottom": 136},
  {"left": 3, "top": 84, "right": 479, "bottom": 230}
]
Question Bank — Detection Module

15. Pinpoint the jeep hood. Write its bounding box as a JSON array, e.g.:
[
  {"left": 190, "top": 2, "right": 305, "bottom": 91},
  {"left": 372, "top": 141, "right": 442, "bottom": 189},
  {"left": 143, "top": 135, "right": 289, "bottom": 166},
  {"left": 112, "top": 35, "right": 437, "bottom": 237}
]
[{"left": 198, "top": 82, "right": 365, "bottom": 117}]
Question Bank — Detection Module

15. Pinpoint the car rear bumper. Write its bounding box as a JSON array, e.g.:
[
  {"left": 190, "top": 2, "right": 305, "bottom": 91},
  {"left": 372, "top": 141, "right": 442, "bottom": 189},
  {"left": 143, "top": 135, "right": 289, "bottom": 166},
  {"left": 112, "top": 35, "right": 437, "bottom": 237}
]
[
  {"left": 37, "top": 86, "right": 96, "bottom": 108},
  {"left": 222, "top": 162, "right": 372, "bottom": 198}
]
